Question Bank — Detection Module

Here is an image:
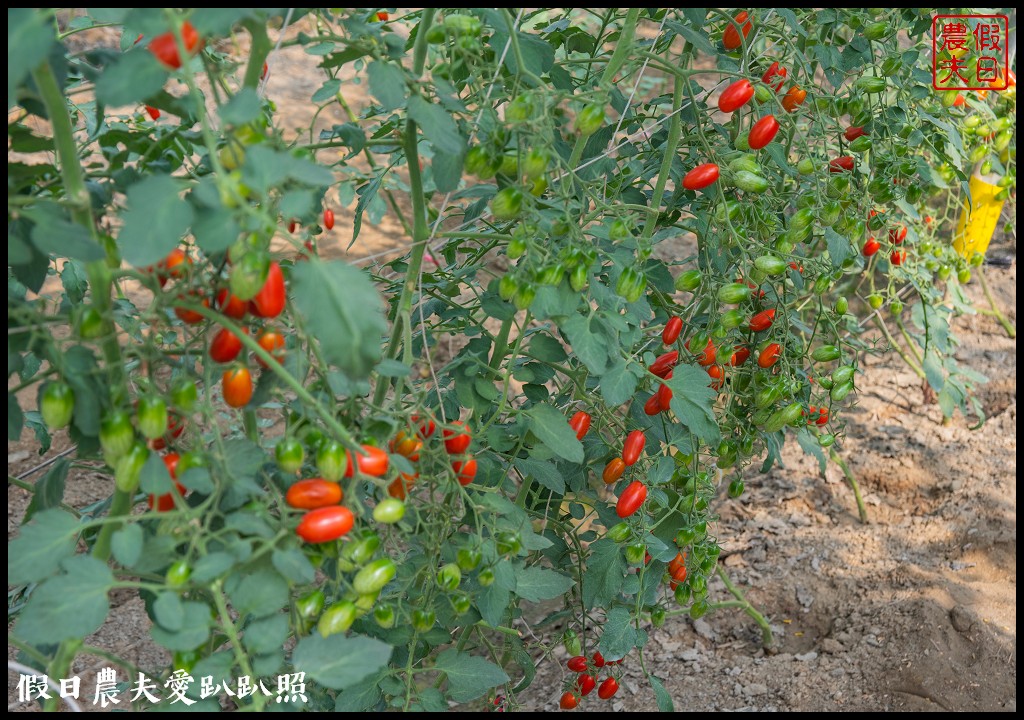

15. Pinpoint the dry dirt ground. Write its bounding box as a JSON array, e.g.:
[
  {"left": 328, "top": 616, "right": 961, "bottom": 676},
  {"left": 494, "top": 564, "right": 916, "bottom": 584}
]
[{"left": 8, "top": 13, "right": 1017, "bottom": 712}]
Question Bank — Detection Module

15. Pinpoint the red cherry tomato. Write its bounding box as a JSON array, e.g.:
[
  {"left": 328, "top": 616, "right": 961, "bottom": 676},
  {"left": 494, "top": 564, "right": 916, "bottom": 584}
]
[
  {"left": 296, "top": 505, "right": 354, "bottom": 543},
  {"left": 707, "top": 363, "right": 725, "bottom": 391},
  {"left": 443, "top": 421, "right": 471, "bottom": 454},
  {"left": 209, "top": 327, "right": 246, "bottom": 363},
  {"left": 781, "top": 85, "right": 807, "bottom": 112},
  {"left": 145, "top": 105, "right": 161, "bottom": 120},
  {"left": 559, "top": 691, "right": 579, "bottom": 710},
  {"left": 249, "top": 261, "right": 286, "bottom": 318},
  {"left": 323, "top": 208, "right": 335, "bottom": 230},
  {"left": 216, "top": 289, "right": 248, "bottom": 319},
  {"left": 687, "top": 337, "right": 717, "bottom": 366},
  {"left": 718, "top": 79, "right": 754, "bottom": 113},
  {"left": 682, "top": 163, "right": 720, "bottom": 191},
  {"left": 592, "top": 651, "right": 606, "bottom": 668},
  {"left": 762, "top": 61, "right": 787, "bottom": 92},
  {"left": 844, "top": 125, "right": 867, "bottom": 142},
  {"left": 148, "top": 21, "right": 201, "bottom": 70},
  {"left": 453, "top": 457, "right": 477, "bottom": 486},
  {"left": 748, "top": 308, "right": 776, "bottom": 332},
  {"left": 722, "top": 11, "right": 752, "bottom": 51},
  {"left": 567, "top": 656, "right": 588, "bottom": 673},
  {"left": 648, "top": 350, "right": 679, "bottom": 378},
  {"left": 829, "top": 156, "right": 856, "bottom": 173},
  {"left": 862, "top": 237, "right": 881, "bottom": 257},
  {"left": 616, "top": 480, "right": 648, "bottom": 517},
  {"left": 576, "top": 674, "right": 597, "bottom": 697},
  {"left": 286, "top": 478, "right": 343, "bottom": 510},
  {"left": 748, "top": 114, "right": 780, "bottom": 149},
  {"left": 890, "top": 249, "right": 907, "bottom": 266},
  {"left": 622, "top": 430, "right": 645, "bottom": 466},
  {"left": 643, "top": 394, "right": 663, "bottom": 416},
  {"left": 345, "top": 444, "right": 389, "bottom": 478},
  {"left": 657, "top": 380, "right": 673, "bottom": 411},
  {"left": 729, "top": 347, "right": 751, "bottom": 366},
  {"left": 662, "top": 316, "right": 683, "bottom": 345},
  {"left": 413, "top": 414, "right": 436, "bottom": 438},
  {"left": 889, "top": 225, "right": 907, "bottom": 244},
  {"left": 598, "top": 677, "right": 619, "bottom": 700},
  {"left": 568, "top": 411, "right": 591, "bottom": 440}
]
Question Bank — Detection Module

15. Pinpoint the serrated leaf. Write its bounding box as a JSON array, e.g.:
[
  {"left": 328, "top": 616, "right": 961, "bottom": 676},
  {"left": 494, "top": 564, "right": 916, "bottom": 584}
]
[
  {"left": 15, "top": 556, "right": 112, "bottom": 645},
  {"left": 562, "top": 314, "right": 610, "bottom": 373},
  {"left": 24, "top": 457, "right": 68, "bottom": 522},
  {"left": 527, "top": 403, "right": 584, "bottom": 463},
  {"left": 824, "top": 226, "right": 853, "bottom": 268},
  {"left": 191, "top": 552, "right": 235, "bottom": 583},
  {"left": 407, "top": 95, "right": 465, "bottom": 155},
  {"left": 118, "top": 174, "right": 193, "bottom": 268},
  {"left": 272, "top": 548, "right": 315, "bottom": 585},
  {"left": 227, "top": 568, "right": 288, "bottom": 619},
  {"left": 513, "top": 565, "right": 574, "bottom": 602},
  {"left": 111, "top": 524, "right": 144, "bottom": 568},
  {"left": 597, "top": 606, "right": 637, "bottom": 661},
  {"left": 434, "top": 649, "right": 510, "bottom": 703},
  {"left": 367, "top": 61, "right": 406, "bottom": 110},
  {"left": 243, "top": 614, "right": 289, "bottom": 655},
  {"left": 8, "top": 509, "right": 80, "bottom": 585},
  {"left": 514, "top": 457, "right": 564, "bottom": 494},
  {"left": 477, "top": 584, "right": 511, "bottom": 628},
  {"left": 431, "top": 148, "right": 465, "bottom": 194},
  {"left": 601, "top": 359, "right": 640, "bottom": 406},
  {"left": 582, "top": 539, "right": 626, "bottom": 609},
  {"left": 291, "top": 260, "right": 385, "bottom": 380},
  {"left": 335, "top": 671, "right": 385, "bottom": 712},
  {"left": 150, "top": 600, "right": 211, "bottom": 651},
  {"left": 666, "top": 365, "right": 721, "bottom": 444},
  {"left": 293, "top": 633, "right": 393, "bottom": 690}
]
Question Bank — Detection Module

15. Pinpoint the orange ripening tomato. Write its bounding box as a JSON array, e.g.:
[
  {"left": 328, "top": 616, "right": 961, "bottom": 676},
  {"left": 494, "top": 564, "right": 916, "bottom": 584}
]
[
  {"left": 148, "top": 21, "right": 201, "bottom": 70},
  {"left": 388, "top": 473, "right": 417, "bottom": 500},
  {"left": 602, "top": 458, "right": 626, "bottom": 484},
  {"left": 256, "top": 330, "right": 286, "bottom": 367},
  {"left": 389, "top": 431, "right": 423, "bottom": 461},
  {"left": 707, "top": 364, "right": 724, "bottom": 391},
  {"left": 286, "top": 478, "right": 343, "bottom": 510},
  {"left": 215, "top": 289, "right": 248, "bottom": 319},
  {"left": 757, "top": 343, "right": 781, "bottom": 368},
  {"left": 781, "top": 86, "right": 807, "bottom": 112},
  {"left": 174, "top": 295, "right": 208, "bottom": 325},
  {"left": 222, "top": 367, "right": 253, "bottom": 408},
  {"left": 722, "top": 11, "right": 752, "bottom": 51}
]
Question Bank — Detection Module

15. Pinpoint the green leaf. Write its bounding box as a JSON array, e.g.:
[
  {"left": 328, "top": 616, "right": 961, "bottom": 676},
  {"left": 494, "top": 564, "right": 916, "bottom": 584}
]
[
  {"left": 23, "top": 457, "right": 68, "bottom": 522},
  {"left": 192, "top": 207, "right": 240, "bottom": 254},
  {"left": 291, "top": 260, "right": 386, "bottom": 380},
  {"left": 28, "top": 211, "right": 106, "bottom": 262},
  {"left": 824, "top": 226, "right": 853, "bottom": 268},
  {"left": 111, "top": 524, "right": 144, "bottom": 568},
  {"left": 407, "top": 95, "right": 465, "bottom": 156},
  {"left": 335, "top": 671, "right": 386, "bottom": 712},
  {"left": 582, "top": 539, "right": 626, "bottom": 609},
  {"left": 367, "top": 61, "right": 407, "bottom": 110},
  {"left": 191, "top": 552, "right": 236, "bottom": 583},
  {"left": 476, "top": 583, "right": 511, "bottom": 627},
  {"left": 312, "top": 78, "right": 342, "bottom": 103},
  {"left": 514, "top": 457, "right": 564, "bottom": 494},
  {"left": 376, "top": 359, "right": 411, "bottom": 377},
  {"left": 8, "top": 9, "right": 56, "bottom": 108},
  {"left": 922, "top": 349, "right": 945, "bottom": 392},
  {"left": 219, "top": 88, "right": 261, "bottom": 125},
  {"left": 562, "top": 314, "right": 610, "bottom": 373},
  {"left": 153, "top": 592, "right": 185, "bottom": 631},
  {"left": 8, "top": 509, "right": 80, "bottom": 585},
  {"left": 527, "top": 403, "right": 584, "bottom": 463},
  {"left": 434, "top": 649, "right": 510, "bottom": 703},
  {"left": 118, "top": 174, "right": 194, "bottom": 268},
  {"left": 242, "top": 614, "right": 289, "bottom": 655},
  {"left": 95, "top": 48, "right": 167, "bottom": 107},
  {"left": 796, "top": 428, "right": 827, "bottom": 474},
  {"left": 601, "top": 359, "right": 640, "bottom": 407},
  {"left": 150, "top": 600, "right": 212, "bottom": 651},
  {"left": 272, "top": 548, "right": 315, "bottom": 585},
  {"left": 598, "top": 606, "right": 638, "bottom": 661},
  {"left": 665, "top": 20, "right": 716, "bottom": 57},
  {"left": 513, "top": 565, "right": 574, "bottom": 602},
  {"left": 650, "top": 675, "right": 675, "bottom": 712},
  {"left": 227, "top": 568, "right": 288, "bottom": 619},
  {"left": 666, "top": 365, "right": 721, "bottom": 444},
  {"left": 432, "top": 148, "right": 465, "bottom": 194},
  {"left": 8, "top": 393, "right": 24, "bottom": 440},
  {"left": 293, "top": 633, "right": 393, "bottom": 690},
  {"left": 139, "top": 450, "right": 173, "bottom": 494},
  {"left": 15, "top": 556, "right": 112, "bottom": 645}
]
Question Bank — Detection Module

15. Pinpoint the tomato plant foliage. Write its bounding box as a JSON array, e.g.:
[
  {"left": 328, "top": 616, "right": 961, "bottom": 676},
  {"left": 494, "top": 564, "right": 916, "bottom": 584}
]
[{"left": 7, "top": 7, "right": 1014, "bottom": 712}]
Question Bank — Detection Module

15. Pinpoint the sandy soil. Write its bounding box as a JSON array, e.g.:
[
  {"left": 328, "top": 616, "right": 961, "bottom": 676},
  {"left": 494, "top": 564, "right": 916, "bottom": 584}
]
[{"left": 8, "top": 12, "right": 1017, "bottom": 713}]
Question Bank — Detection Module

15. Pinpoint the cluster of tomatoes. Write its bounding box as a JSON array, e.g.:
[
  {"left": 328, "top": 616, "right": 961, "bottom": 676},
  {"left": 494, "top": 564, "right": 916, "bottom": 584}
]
[
  {"left": 385, "top": 417, "right": 476, "bottom": 499},
  {"left": 558, "top": 652, "right": 621, "bottom": 709}
]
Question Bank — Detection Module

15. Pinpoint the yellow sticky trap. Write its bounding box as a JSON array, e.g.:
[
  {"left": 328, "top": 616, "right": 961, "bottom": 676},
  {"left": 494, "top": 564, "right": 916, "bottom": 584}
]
[{"left": 954, "top": 173, "right": 1005, "bottom": 259}]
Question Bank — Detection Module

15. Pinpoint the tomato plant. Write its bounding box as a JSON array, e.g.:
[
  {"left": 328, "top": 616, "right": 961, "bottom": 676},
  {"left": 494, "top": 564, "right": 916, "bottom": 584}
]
[{"left": 7, "top": 6, "right": 1010, "bottom": 714}]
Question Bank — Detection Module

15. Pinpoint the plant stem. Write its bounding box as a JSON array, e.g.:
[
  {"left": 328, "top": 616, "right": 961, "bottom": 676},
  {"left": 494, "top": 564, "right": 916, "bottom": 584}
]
[
  {"left": 873, "top": 316, "right": 925, "bottom": 379},
  {"left": 641, "top": 74, "right": 684, "bottom": 243},
  {"left": 830, "top": 449, "right": 868, "bottom": 523},
  {"left": 977, "top": 266, "right": 1016, "bottom": 337},
  {"left": 715, "top": 567, "right": 774, "bottom": 649},
  {"left": 91, "top": 489, "right": 133, "bottom": 561}
]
